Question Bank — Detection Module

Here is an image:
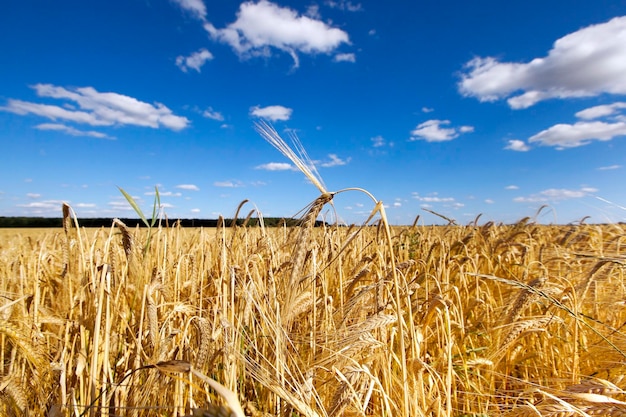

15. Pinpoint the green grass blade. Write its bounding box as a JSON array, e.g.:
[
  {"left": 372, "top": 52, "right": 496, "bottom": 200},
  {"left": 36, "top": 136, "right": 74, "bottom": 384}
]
[
  {"left": 150, "top": 186, "right": 160, "bottom": 228},
  {"left": 118, "top": 186, "right": 149, "bottom": 228}
]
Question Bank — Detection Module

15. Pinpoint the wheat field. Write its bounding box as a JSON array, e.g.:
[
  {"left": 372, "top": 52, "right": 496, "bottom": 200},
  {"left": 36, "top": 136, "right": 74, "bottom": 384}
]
[{"left": 1, "top": 210, "right": 626, "bottom": 416}]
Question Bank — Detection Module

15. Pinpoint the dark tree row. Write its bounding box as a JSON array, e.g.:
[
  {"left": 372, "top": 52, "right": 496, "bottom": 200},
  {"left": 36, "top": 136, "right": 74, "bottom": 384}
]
[{"left": 0, "top": 217, "right": 324, "bottom": 228}]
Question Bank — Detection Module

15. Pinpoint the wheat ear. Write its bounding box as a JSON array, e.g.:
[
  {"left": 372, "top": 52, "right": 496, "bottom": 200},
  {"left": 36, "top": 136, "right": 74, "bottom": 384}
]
[
  {"left": 113, "top": 218, "right": 134, "bottom": 259},
  {"left": 289, "top": 193, "right": 334, "bottom": 285},
  {"left": 504, "top": 277, "right": 546, "bottom": 324}
]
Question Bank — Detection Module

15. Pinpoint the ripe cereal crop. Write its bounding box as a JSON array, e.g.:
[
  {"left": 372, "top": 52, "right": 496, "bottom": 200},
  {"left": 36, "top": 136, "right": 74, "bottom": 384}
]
[{"left": 1, "top": 126, "right": 625, "bottom": 416}]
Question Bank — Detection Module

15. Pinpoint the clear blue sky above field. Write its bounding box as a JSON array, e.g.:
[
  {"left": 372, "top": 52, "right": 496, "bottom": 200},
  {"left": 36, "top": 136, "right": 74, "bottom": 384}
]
[{"left": 2, "top": 1, "right": 626, "bottom": 225}]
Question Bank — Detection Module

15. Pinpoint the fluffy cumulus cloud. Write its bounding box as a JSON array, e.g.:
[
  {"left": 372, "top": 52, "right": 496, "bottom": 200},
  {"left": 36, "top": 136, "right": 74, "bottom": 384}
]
[
  {"left": 527, "top": 101, "right": 626, "bottom": 149},
  {"left": 203, "top": 107, "right": 224, "bottom": 121},
  {"left": 504, "top": 139, "right": 530, "bottom": 152},
  {"left": 176, "top": 48, "right": 213, "bottom": 72},
  {"left": 1, "top": 84, "right": 189, "bottom": 132},
  {"left": 508, "top": 100, "right": 626, "bottom": 150},
  {"left": 203, "top": 0, "right": 350, "bottom": 67},
  {"left": 575, "top": 102, "right": 626, "bottom": 120},
  {"left": 529, "top": 120, "right": 626, "bottom": 148},
  {"left": 513, "top": 187, "right": 598, "bottom": 203},
  {"left": 459, "top": 16, "right": 626, "bottom": 108},
  {"left": 171, "top": 0, "right": 207, "bottom": 21},
  {"left": 409, "top": 119, "right": 474, "bottom": 142},
  {"left": 250, "top": 105, "right": 293, "bottom": 121}
]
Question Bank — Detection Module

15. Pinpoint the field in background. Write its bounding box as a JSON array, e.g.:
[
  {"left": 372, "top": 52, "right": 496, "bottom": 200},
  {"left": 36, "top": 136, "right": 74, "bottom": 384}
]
[{"left": 1, "top": 219, "right": 626, "bottom": 416}]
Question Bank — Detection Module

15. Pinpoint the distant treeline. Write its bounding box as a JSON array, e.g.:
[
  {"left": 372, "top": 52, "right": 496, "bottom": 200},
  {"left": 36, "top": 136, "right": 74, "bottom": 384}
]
[{"left": 0, "top": 217, "right": 326, "bottom": 228}]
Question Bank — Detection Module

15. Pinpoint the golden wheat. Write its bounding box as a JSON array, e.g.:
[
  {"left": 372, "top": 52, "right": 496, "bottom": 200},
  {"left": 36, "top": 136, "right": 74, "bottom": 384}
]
[{"left": 1, "top": 209, "right": 626, "bottom": 415}]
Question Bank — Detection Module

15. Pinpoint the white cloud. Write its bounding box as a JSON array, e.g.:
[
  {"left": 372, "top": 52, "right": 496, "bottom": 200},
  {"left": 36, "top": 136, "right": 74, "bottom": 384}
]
[
  {"left": 371, "top": 135, "right": 385, "bottom": 147},
  {"left": 17, "top": 200, "right": 65, "bottom": 214},
  {"left": 214, "top": 180, "right": 243, "bottom": 188},
  {"left": 513, "top": 187, "right": 598, "bottom": 203},
  {"left": 319, "top": 154, "right": 350, "bottom": 167},
  {"left": 4, "top": 100, "right": 104, "bottom": 125},
  {"left": 505, "top": 185, "right": 519, "bottom": 190},
  {"left": 325, "top": 1, "right": 362, "bottom": 12},
  {"left": 250, "top": 105, "right": 292, "bottom": 121},
  {"left": 176, "top": 48, "right": 213, "bottom": 72},
  {"left": 35, "top": 123, "right": 113, "bottom": 139},
  {"left": 305, "top": 4, "right": 321, "bottom": 19},
  {"left": 203, "top": 107, "right": 224, "bottom": 121},
  {"left": 528, "top": 121, "right": 626, "bottom": 148},
  {"left": 1, "top": 84, "right": 189, "bottom": 130},
  {"left": 576, "top": 102, "right": 626, "bottom": 120},
  {"left": 485, "top": 199, "right": 495, "bottom": 204},
  {"left": 333, "top": 52, "right": 355, "bottom": 63},
  {"left": 598, "top": 164, "right": 621, "bottom": 170},
  {"left": 147, "top": 191, "right": 182, "bottom": 197},
  {"left": 18, "top": 201, "right": 57, "bottom": 208},
  {"left": 520, "top": 101, "right": 626, "bottom": 150},
  {"left": 421, "top": 107, "right": 434, "bottom": 113},
  {"left": 176, "top": 184, "right": 200, "bottom": 191},
  {"left": 413, "top": 193, "right": 455, "bottom": 203},
  {"left": 256, "top": 162, "right": 294, "bottom": 171},
  {"left": 504, "top": 139, "right": 530, "bottom": 151},
  {"left": 26, "top": 193, "right": 41, "bottom": 198},
  {"left": 109, "top": 197, "right": 141, "bottom": 211},
  {"left": 409, "top": 119, "right": 474, "bottom": 142},
  {"left": 203, "top": 0, "right": 350, "bottom": 67},
  {"left": 171, "top": 0, "right": 207, "bottom": 21},
  {"left": 421, "top": 197, "right": 454, "bottom": 203},
  {"left": 459, "top": 16, "right": 626, "bottom": 108}
]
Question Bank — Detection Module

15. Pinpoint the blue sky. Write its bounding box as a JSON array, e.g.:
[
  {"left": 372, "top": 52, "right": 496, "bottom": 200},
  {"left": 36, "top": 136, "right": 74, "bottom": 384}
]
[{"left": 2, "top": 1, "right": 626, "bottom": 225}]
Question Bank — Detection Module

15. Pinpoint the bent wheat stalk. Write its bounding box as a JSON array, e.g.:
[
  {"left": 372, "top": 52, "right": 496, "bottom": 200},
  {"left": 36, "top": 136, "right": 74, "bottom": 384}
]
[{"left": 256, "top": 121, "right": 409, "bottom": 416}]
